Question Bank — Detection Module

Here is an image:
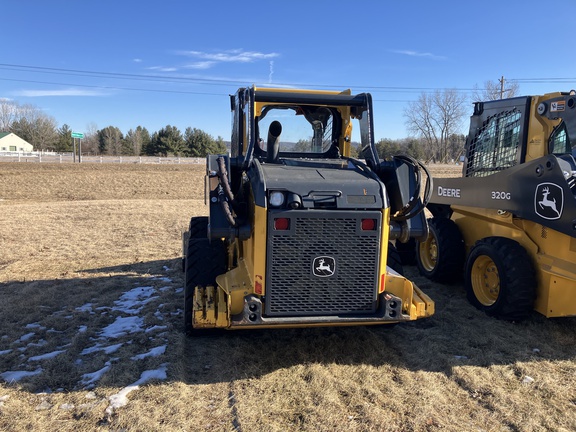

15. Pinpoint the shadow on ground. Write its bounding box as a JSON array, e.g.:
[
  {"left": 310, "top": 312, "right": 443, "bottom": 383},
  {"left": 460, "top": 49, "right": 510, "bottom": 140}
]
[{"left": 1, "top": 258, "right": 574, "bottom": 393}]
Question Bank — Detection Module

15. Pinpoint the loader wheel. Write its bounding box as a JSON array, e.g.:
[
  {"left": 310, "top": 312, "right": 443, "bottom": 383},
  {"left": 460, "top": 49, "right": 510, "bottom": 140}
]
[
  {"left": 184, "top": 220, "right": 226, "bottom": 336},
  {"left": 387, "top": 242, "right": 404, "bottom": 276},
  {"left": 416, "top": 217, "right": 465, "bottom": 282},
  {"left": 465, "top": 237, "right": 536, "bottom": 321}
]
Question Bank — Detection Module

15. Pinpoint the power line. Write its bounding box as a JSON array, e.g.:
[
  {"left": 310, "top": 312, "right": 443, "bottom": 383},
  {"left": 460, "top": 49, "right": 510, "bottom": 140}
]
[
  {"left": 0, "top": 62, "right": 477, "bottom": 94},
  {"left": 0, "top": 77, "right": 225, "bottom": 96}
]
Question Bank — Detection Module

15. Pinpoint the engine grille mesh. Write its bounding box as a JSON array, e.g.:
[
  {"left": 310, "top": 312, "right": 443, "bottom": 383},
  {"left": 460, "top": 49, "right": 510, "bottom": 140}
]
[{"left": 266, "top": 212, "right": 380, "bottom": 316}]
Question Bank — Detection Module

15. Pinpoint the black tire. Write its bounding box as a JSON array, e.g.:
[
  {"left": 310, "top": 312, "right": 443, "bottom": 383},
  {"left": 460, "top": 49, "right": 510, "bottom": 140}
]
[
  {"left": 465, "top": 237, "right": 536, "bottom": 321},
  {"left": 184, "top": 218, "right": 226, "bottom": 336},
  {"left": 396, "top": 238, "right": 416, "bottom": 266},
  {"left": 416, "top": 217, "right": 465, "bottom": 282},
  {"left": 387, "top": 242, "right": 404, "bottom": 276}
]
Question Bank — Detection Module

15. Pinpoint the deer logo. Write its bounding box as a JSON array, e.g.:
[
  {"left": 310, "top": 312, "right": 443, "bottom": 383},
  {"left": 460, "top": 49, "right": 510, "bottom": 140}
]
[
  {"left": 313, "top": 256, "right": 336, "bottom": 277},
  {"left": 535, "top": 183, "right": 563, "bottom": 220}
]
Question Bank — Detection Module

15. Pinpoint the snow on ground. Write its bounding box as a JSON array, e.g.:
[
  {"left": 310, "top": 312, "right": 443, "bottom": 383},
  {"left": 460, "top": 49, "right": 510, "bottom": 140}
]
[
  {"left": 131, "top": 345, "right": 166, "bottom": 360},
  {"left": 80, "top": 362, "right": 112, "bottom": 388},
  {"left": 28, "top": 350, "right": 66, "bottom": 362},
  {"left": 112, "top": 286, "right": 158, "bottom": 314},
  {"left": 0, "top": 368, "right": 43, "bottom": 383},
  {"left": 106, "top": 363, "right": 168, "bottom": 415},
  {"left": 100, "top": 316, "right": 145, "bottom": 339},
  {"left": 81, "top": 342, "right": 124, "bottom": 356},
  {"left": 0, "top": 267, "right": 178, "bottom": 412}
]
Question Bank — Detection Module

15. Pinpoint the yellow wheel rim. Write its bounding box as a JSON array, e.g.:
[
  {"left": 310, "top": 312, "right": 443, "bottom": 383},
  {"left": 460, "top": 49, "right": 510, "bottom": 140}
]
[
  {"left": 419, "top": 234, "right": 438, "bottom": 272},
  {"left": 470, "top": 255, "right": 500, "bottom": 306}
]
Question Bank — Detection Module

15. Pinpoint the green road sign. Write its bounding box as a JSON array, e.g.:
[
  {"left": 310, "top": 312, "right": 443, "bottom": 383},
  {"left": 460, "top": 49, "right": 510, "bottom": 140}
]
[{"left": 71, "top": 132, "right": 84, "bottom": 139}]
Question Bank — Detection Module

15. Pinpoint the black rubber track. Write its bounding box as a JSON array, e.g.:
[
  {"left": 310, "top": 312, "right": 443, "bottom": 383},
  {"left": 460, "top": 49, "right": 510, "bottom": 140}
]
[
  {"left": 465, "top": 237, "right": 536, "bottom": 321},
  {"left": 188, "top": 216, "right": 208, "bottom": 239},
  {"left": 184, "top": 217, "right": 226, "bottom": 336},
  {"left": 396, "top": 238, "right": 416, "bottom": 266},
  {"left": 387, "top": 242, "right": 404, "bottom": 276}
]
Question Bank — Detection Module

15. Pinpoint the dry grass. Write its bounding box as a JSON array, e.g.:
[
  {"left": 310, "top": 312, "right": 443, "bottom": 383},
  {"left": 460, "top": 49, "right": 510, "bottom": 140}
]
[{"left": 0, "top": 161, "right": 575, "bottom": 432}]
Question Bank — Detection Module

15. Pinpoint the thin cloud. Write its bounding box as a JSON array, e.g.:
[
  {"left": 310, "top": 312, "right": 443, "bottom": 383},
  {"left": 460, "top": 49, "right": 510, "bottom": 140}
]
[
  {"left": 390, "top": 49, "right": 446, "bottom": 60},
  {"left": 147, "top": 66, "right": 179, "bottom": 72},
  {"left": 14, "top": 88, "right": 108, "bottom": 97},
  {"left": 183, "top": 61, "right": 217, "bottom": 70},
  {"left": 133, "top": 58, "right": 143, "bottom": 63},
  {"left": 176, "top": 49, "right": 279, "bottom": 64}
]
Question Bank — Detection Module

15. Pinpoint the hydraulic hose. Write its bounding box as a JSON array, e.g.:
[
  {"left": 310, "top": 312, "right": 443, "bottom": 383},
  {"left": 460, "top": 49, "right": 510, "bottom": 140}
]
[{"left": 391, "top": 154, "right": 433, "bottom": 221}]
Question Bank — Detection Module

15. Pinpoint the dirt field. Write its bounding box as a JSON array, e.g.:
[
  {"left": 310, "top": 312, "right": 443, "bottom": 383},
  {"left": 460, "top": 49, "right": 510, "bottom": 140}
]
[{"left": 0, "top": 162, "right": 574, "bottom": 431}]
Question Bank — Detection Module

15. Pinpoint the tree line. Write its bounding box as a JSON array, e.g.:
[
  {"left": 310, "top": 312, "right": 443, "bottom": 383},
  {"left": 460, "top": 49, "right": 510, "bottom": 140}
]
[
  {"left": 0, "top": 100, "right": 226, "bottom": 157},
  {"left": 0, "top": 79, "right": 516, "bottom": 162}
]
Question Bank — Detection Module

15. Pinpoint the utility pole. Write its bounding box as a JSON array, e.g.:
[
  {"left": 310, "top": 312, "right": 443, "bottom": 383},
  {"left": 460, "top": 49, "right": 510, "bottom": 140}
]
[{"left": 499, "top": 76, "right": 505, "bottom": 99}]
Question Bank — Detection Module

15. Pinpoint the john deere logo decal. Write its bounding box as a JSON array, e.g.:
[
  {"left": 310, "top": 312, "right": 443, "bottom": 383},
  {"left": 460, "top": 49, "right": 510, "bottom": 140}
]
[
  {"left": 535, "top": 183, "right": 563, "bottom": 220},
  {"left": 313, "top": 256, "right": 335, "bottom": 277}
]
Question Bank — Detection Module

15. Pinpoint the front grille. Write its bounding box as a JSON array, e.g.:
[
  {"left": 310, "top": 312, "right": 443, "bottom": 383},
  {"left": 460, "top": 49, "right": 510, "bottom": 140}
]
[{"left": 265, "top": 210, "right": 381, "bottom": 316}]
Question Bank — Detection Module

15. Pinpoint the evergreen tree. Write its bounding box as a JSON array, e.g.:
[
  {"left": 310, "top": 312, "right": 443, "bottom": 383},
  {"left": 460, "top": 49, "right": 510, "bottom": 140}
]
[
  {"left": 184, "top": 127, "right": 225, "bottom": 157},
  {"left": 148, "top": 125, "right": 185, "bottom": 156},
  {"left": 55, "top": 124, "right": 73, "bottom": 152}
]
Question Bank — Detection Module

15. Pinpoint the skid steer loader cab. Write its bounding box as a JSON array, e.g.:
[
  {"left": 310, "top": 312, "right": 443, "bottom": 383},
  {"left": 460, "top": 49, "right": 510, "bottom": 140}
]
[
  {"left": 183, "top": 86, "right": 434, "bottom": 335},
  {"left": 417, "top": 91, "right": 576, "bottom": 320}
]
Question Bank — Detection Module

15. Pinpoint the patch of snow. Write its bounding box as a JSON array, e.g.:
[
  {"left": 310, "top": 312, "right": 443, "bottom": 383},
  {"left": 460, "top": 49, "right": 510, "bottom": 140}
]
[
  {"left": 106, "top": 364, "right": 168, "bottom": 415},
  {"left": 27, "top": 339, "right": 47, "bottom": 348},
  {"left": 131, "top": 345, "right": 166, "bottom": 360},
  {"left": 28, "top": 350, "right": 66, "bottom": 362},
  {"left": 80, "top": 362, "right": 111, "bottom": 387},
  {"left": 145, "top": 325, "right": 168, "bottom": 334},
  {"left": 0, "top": 349, "right": 13, "bottom": 355},
  {"left": 35, "top": 400, "right": 52, "bottom": 411},
  {"left": 78, "top": 325, "right": 88, "bottom": 333},
  {"left": 112, "top": 286, "right": 158, "bottom": 314},
  {"left": 522, "top": 376, "right": 535, "bottom": 384},
  {"left": 25, "top": 323, "right": 46, "bottom": 330},
  {"left": 100, "top": 316, "right": 144, "bottom": 339},
  {"left": 15, "top": 332, "right": 35, "bottom": 343},
  {"left": 76, "top": 303, "right": 94, "bottom": 313},
  {"left": 81, "top": 342, "right": 123, "bottom": 356},
  {"left": 0, "top": 368, "right": 43, "bottom": 382},
  {"left": 152, "top": 276, "right": 172, "bottom": 283}
]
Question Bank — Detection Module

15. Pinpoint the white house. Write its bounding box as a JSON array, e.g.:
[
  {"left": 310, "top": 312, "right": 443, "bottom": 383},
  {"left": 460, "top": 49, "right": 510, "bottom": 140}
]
[{"left": 0, "top": 132, "right": 34, "bottom": 152}]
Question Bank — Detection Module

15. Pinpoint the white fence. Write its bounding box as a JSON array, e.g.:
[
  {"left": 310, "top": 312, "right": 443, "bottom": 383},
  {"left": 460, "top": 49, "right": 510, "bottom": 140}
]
[{"left": 0, "top": 151, "right": 204, "bottom": 164}]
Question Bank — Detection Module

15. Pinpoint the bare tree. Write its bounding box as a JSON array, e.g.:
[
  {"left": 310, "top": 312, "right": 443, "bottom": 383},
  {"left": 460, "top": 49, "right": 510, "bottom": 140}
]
[
  {"left": 0, "top": 99, "right": 20, "bottom": 132},
  {"left": 82, "top": 122, "right": 100, "bottom": 154},
  {"left": 473, "top": 78, "right": 520, "bottom": 101},
  {"left": 9, "top": 108, "right": 58, "bottom": 151},
  {"left": 125, "top": 126, "right": 149, "bottom": 156},
  {"left": 404, "top": 89, "right": 468, "bottom": 163}
]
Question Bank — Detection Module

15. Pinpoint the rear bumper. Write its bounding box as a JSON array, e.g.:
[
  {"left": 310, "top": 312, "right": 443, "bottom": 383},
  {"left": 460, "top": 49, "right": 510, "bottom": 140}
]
[{"left": 191, "top": 275, "right": 434, "bottom": 331}]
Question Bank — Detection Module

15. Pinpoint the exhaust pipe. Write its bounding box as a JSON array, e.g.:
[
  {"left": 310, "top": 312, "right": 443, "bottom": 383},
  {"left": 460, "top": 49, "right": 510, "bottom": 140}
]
[{"left": 267, "top": 120, "right": 282, "bottom": 163}]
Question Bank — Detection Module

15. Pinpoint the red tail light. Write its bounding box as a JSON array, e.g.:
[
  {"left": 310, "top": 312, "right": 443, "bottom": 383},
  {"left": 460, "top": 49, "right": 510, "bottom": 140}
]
[
  {"left": 274, "top": 218, "right": 290, "bottom": 230},
  {"left": 361, "top": 219, "right": 376, "bottom": 231}
]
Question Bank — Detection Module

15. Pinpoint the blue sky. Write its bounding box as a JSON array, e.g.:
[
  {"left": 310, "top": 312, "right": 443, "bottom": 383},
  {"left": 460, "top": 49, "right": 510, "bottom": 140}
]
[{"left": 2, "top": 0, "right": 576, "bottom": 141}]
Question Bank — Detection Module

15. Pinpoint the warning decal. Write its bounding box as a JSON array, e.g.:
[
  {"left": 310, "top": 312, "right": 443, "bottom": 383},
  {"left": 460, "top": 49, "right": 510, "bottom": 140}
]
[{"left": 551, "top": 101, "right": 566, "bottom": 112}]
